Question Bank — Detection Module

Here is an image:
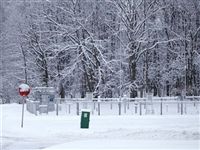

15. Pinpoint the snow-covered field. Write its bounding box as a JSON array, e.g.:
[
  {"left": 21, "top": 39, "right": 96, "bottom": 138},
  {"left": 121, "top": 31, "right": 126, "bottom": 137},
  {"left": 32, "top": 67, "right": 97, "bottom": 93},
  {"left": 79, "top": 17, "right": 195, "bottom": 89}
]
[{"left": 1, "top": 103, "right": 200, "bottom": 150}]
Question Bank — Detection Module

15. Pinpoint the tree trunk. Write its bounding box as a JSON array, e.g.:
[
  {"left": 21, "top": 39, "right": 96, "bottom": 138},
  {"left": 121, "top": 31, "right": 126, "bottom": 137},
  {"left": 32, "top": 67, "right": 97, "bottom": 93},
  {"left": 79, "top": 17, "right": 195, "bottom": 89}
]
[{"left": 129, "top": 54, "right": 137, "bottom": 98}]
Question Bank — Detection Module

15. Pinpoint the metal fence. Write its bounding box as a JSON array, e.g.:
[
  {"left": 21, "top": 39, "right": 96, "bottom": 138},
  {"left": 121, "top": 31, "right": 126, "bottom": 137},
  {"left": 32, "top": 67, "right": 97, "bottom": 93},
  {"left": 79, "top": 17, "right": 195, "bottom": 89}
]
[{"left": 54, "top": 96, "right": 200, "bottom": 116}]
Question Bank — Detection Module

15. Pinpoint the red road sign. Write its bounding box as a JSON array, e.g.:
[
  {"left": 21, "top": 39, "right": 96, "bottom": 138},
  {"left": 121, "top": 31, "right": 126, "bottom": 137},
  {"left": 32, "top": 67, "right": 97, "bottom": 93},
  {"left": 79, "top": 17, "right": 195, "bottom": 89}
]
[{"left": 19, "top": 83, "right": 30, "bottom": 97}]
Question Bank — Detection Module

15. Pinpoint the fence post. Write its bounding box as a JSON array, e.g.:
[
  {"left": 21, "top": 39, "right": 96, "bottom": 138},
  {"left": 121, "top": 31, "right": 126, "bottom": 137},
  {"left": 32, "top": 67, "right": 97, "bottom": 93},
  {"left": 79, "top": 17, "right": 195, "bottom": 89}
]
[
  {"left": 33, "top": 102, "right": 37, "bottom": 116},
  {"left": 180, "top": 101, "right": 183, "bottom": 115},
  {"left": 68, "top": 104, "right": 71, "bottom": 114},
  {"left": 135, "top": 103, "right": 137, "bottom": 114},
  {"left": 195, "top": 99, "right": 198, "bottom": 114},
  {"left": 127, "top": 98, "right": 130, "bottom": 109},
  {"left": 179, "top": 95, "right": 184, "bottom": 115},
  {"left": 76, "top": 102, "right": 79, "bottom": 115},
  {"left": 110, "top": 99, "right": 113, "bottom": 110},
  {"left": 166, "top": 104, "right": 168, "bottom": 113},
  {"left": 124, "top": 101, "right": 126, "bottom": 114},
  {"left": 193, "top": 97, "right": 196, "bottom": 107},
  {"left": 98, "top": 102, "right": 100, "bottom": 115},
  {"left": 184, "top": 103, "right": 187, "bottom": 114},
  {"left": 177, "top": 103, "right": 179, "bottom": 113},
  {"left": 56, "top": 98, "right": 59, "bottom": 116},
  {"left": 139, "top": 102, "right": 142, "bottom": 115},
  {"left": 160, "top": 100, "right": 163, "bottom": 115},
  {"left": 98, "top": 96, "right": 101, "bottom": 116},
  {"left": 118, "top": 98, "right": 121, "bottom": 115}
]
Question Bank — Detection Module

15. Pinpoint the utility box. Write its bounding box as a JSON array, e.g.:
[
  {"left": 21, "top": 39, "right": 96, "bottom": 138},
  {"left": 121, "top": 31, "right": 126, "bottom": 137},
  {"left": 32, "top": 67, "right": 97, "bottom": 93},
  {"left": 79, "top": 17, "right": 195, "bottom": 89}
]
[{"left": 80, "top": 109, "right": 90, "bottom": 129}]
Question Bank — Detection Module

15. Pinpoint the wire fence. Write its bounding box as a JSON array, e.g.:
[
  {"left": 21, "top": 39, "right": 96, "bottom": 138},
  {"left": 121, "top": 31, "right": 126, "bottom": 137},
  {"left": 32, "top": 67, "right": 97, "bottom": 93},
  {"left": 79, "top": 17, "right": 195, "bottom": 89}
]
[{"left": 54, "top": 96, "right": 200, "bottom": 116}]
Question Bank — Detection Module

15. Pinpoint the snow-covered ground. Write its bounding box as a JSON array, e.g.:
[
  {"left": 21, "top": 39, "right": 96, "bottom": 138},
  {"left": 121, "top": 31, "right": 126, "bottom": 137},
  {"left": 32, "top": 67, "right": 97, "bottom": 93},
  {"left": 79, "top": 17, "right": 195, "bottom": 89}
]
[{"left": 1, "top": 103, "right": 200, "bottom": 150}]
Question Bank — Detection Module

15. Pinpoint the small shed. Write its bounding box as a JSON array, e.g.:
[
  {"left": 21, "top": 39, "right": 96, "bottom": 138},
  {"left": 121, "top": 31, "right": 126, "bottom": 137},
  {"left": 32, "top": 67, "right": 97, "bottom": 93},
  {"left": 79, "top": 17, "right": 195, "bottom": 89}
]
[{"left": 27, "top": 87, "right": 56, "bottom": 114}]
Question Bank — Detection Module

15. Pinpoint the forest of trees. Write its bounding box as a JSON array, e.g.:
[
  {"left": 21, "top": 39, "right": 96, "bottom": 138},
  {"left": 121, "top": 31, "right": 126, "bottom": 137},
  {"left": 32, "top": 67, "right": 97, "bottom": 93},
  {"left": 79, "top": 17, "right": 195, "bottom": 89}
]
[{"left": 0, "top": 0, "right": 200, "bottom": 103}]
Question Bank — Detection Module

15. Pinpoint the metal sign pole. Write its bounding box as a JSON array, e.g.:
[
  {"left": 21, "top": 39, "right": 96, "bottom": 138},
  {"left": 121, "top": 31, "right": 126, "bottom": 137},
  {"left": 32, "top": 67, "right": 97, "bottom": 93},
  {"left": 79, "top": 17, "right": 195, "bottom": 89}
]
[
  {"left": 19, "top": 83, "right": 30, "bottom": 128},
  {"left": 21, "top": 96, "right": 25, "bottom": 128}
]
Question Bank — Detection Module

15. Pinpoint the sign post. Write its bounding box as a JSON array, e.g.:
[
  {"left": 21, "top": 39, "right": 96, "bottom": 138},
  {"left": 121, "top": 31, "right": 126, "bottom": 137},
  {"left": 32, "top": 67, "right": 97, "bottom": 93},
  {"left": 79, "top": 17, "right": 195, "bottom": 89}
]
[{"left": 19, "top": 83, "right": 30, "bottom": 128}]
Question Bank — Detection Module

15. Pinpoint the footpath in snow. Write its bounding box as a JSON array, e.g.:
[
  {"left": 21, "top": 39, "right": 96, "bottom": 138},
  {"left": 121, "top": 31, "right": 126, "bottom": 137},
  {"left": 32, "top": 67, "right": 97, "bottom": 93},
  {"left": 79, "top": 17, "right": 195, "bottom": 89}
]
[{"left": 1, "top": 103, "right": 200, "bottom": 150}]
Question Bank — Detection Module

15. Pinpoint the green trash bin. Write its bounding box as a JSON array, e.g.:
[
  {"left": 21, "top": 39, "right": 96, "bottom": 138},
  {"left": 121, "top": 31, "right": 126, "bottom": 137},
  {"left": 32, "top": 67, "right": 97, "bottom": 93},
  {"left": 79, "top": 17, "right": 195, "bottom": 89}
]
[{"left": 80, "top": 109, "right": 90, "bottom": 129}]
